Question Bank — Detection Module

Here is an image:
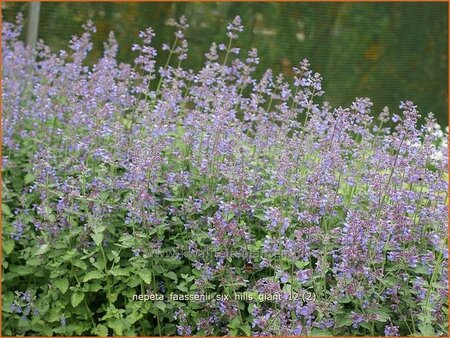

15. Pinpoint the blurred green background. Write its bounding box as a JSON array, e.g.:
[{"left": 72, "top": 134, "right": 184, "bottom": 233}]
[{"left": 2, "top": 1, "right": 448, "bottom": 127}]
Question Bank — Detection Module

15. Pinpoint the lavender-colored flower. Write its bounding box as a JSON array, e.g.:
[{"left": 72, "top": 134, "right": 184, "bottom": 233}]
[
  {"left": 176, "top": 325, "right": 192, "bottom": 336},
  {"left": 384, "top": 324, "right": 400, "bottom": 336},
  {"left": 11, "top": 220, "right": 25, "bottom": 240},
  {"left": 227, "top": 16, "right": 244, "bottom": 39},
  {"left": 349, "top": 312, "right": 365, "bottom": 328}
]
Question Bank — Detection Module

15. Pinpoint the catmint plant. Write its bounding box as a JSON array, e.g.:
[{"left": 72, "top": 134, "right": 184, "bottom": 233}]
[{"left": 2, "top": 14, "right": 448, "bottom": 337}]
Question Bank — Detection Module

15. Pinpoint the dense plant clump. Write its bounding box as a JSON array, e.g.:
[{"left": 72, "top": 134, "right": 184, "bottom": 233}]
[{"left": 2, "top": 15, "right": 448, "bottom": 336}]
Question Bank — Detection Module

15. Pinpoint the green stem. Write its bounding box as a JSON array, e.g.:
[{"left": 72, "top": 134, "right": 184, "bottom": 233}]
[
  {"left": 303, "top": 88, "right": 316, "bottom": 127},
  {"left": 156, "top": 37, "right": 179, "bottom": 96},
  {"left": 99, "top": 245, "right": 113, "bottom": 303},
  {"left": 424, "top": 251, "right": 443, "bottom": 310},
  {"left": 222, "top": 36, "right": 233, "bottom": 67},
  {"left": 152, "top": 268, "right": 162, "bottom": 336},
  {"left": 376, "top": 135, "right": 405, "bottom": 219},
  {"left": 71, "top": 264, "right": 96, "bottom": 327}
]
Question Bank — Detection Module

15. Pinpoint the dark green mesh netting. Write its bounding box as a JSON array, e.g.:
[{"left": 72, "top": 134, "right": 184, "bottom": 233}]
[{"left": 2, "top": 1, "right": 448, "bottom": 127}]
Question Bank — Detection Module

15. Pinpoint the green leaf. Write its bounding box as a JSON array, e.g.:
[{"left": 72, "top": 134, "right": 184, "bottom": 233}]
[
  {"left": 335, "top": 314, "right": 352, "bottom": 328},
  {"left": 253, "top": 213, "right": 266, "bottom": 221},
  {"left": 107, "top": 291, "right": 119, "bottom": 303},
  {"left": 414, "top": 265, "right": 430, "bottom": 275},
  {"left": 154, "top": 301, "right": 166, "bottom": 311},
  {"left": 2, "top": 239, "right": 15, "bottom": 255},
  {"left": 91, "top": 232, "right": 104, "bottom": 246},
  {"left": 240, "top": 324, "right": 252, "bottom": 336},
  {"left": 24, "top": 173, "right": 35, "bottom": 185},
  {"left": 201, "top": 200, "right": 214, "bottom": 211},
  {"left": 62, "top": 249, "right": 77, "bottom": 261},
  {"left": 139, "top": 270, "right": 152, "bottom": 284},
  {"left": 50, "top": 269, "right": 66, "bottom": 279},
  {"left": 295, "top": 260, "right": 309, "bottom": 269},
  {"left": 72, "top": 259, "right": 88, "bottom": 270},
  {"left": 15, "top": 266, "right": 35, "bottom": 276},
  {"left": 228, "top": 317, "right": 241, "bottom": 330},
  {"left": 125, "top": 312, "right": 143, "bottom": 325},
  {"left": 110, "top": 267, "right": 129, "bottom": 276},
  {"left": 229, "top": 329, "right": 238, "bottom": 336},
  {"left": 46, "top": 307, "right": 62, "bottom": 322},
  {"left": 337, "top": 295, "right": 353, "bottom": 304},
  {"left": 118, "top": 234, "right": 135, "bottom": 248},
  {"left": 35, "top": 298, "right": 50, "bottom": 317},
  {"left": 165, "top": 271, "right": 178, "bottom": 282},
  {"left": 225, "top": 212, "right": 235, "bottom": 221},
  {"left": 71, "top": 323, "right": 87, "bottom": 335},
  {"left": 108, "top": 318, "right": 125, "bottom": 335},
  {"left": 93, "top": 257, "right": 106, "bottom": 271},
  {"left": 163, "top": 197, "right": 185, "bottom": 202},
  {"left": 360, "top": 323, "right": 372, "bottom": 330},
  {"left": 35, "top": 243, "right": 50, "bottom": 256},
  {"left": 2, "top": 291, "right": 14, "bottom": 313},
  {"left": 376, "top": 311, "right": 390, "bottom": 322},
  {"left": 260, "top": 197, "right": 274, "bottom": 204},
  {"left": 2, "top": 204, "right": 12, "bottom": 216},
  {"left": 176, "top": 283, "right": 188, "bottom": 292},
  {"left": 71, "top": 292, "right": 85, "bottom": 308},
  {"left": 87, "top": 282, "right": 103, "bottom": 292},
  {"left": 127, "top": 278, "right": 141, "bottom": 288},
  {"left": 310, "top": 328, "right": 333, "bottom": 336},
  {"left": 83, "top": 270, "right": 105, "bottom": 282},
  {"left": 54, "top": 278, "right": 69, "bottom": 294},
  {"left": 418, "top": 323, "right": 435, "bottom": 336},
  {"left": 26, "top": 257, "right": 42, "bottom": 266},
  {"left": 39, "top": 326, "right": 53, "bottom": 336}
]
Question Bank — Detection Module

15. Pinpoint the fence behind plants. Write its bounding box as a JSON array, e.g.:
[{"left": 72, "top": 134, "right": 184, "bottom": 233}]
[{"left": 1, "top": 1, "right": 448, "bottom": 127}]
